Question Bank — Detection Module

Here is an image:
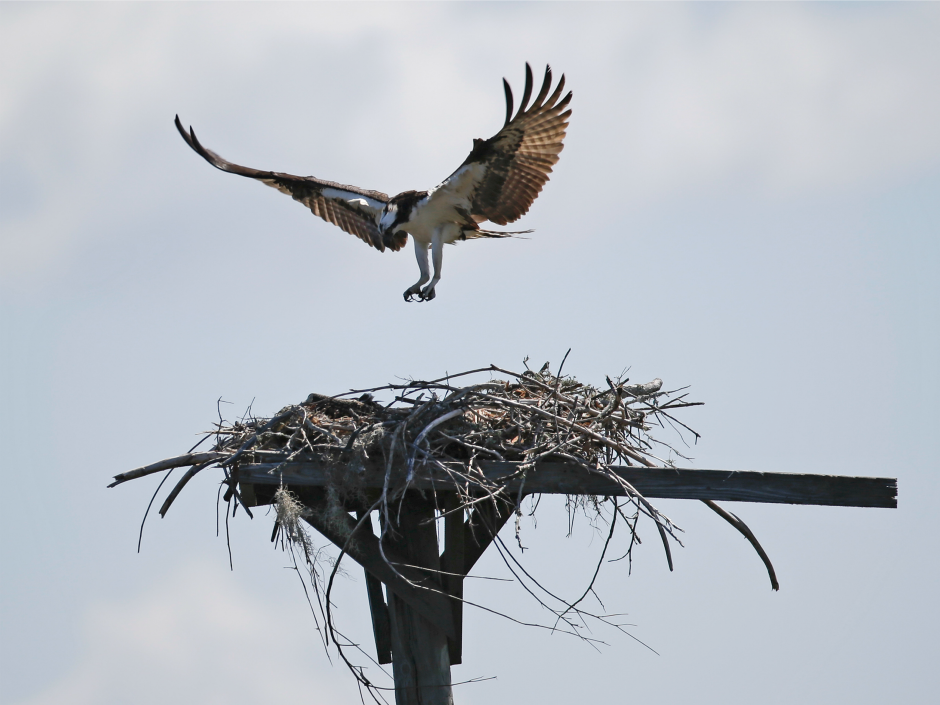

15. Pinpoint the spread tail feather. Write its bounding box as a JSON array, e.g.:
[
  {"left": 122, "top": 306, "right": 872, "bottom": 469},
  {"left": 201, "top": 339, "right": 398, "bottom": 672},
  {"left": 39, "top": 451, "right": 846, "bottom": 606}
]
[{"left": 470, "top": 228, "right": 533, "bottom": 239}]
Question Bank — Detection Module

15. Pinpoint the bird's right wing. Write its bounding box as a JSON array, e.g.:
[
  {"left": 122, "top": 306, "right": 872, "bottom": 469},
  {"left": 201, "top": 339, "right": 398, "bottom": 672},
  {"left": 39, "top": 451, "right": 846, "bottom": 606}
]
[{"left": 175, "top": 116, "right": 405, "bottom": 252}]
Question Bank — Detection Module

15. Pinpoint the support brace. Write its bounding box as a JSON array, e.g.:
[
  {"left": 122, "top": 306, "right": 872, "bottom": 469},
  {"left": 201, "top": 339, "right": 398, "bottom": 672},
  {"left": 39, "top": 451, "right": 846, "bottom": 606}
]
[{"left": 300, "top": 496, "right": 456, "bottom": 641}]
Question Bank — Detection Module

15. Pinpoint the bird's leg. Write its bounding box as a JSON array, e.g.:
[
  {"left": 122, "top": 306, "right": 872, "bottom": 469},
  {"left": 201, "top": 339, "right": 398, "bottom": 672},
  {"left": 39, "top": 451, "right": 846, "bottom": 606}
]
[
  {"left": 403, "top": 239, "right": 431, "bottom": 302},
  {"left": 419, "top": 230, "right": 444, "bottom": 301}
]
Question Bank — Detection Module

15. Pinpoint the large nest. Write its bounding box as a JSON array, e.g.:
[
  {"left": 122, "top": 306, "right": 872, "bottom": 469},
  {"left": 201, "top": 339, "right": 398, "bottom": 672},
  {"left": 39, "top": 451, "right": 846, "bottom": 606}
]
[
  {"left": 112, "top": 360, "right": 700, "bottom": 541},
  {"left": 112, "top": 360, "right": 776, "bottom": 698}
]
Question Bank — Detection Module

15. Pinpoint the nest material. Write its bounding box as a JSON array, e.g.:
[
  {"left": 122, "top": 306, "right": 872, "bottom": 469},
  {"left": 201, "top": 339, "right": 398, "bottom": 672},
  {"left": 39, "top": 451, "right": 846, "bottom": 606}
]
[
  {"left": 112, "top": 362, "right": 702, "bottom": 533},
  {"left": 112, "top": 361, "right": 784, "bottom": 697},
  {"left": 109, "top": 362, "right": 786, "bottom": 594}
]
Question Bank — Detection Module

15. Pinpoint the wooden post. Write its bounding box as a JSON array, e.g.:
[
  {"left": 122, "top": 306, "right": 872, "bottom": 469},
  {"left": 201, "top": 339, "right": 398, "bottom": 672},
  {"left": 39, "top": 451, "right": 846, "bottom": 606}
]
[
  {"left": 384, "top": 493, "right": 454, "bottom": 705},
  {"left": 357, "top": 509, "right": 393, "bottom": 665},
  {"left": 441, "top": 493, "right": 465, "bottom": 665}
]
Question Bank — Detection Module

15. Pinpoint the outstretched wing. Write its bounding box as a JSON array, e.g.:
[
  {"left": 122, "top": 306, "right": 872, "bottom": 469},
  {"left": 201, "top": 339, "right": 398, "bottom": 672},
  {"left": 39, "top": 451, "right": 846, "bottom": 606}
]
[
  {"left": 174, "top": 116, "right": 404, "bottom": 252},
  {"left": 456, "top": 64, "right": 572, "bottom": 226}
]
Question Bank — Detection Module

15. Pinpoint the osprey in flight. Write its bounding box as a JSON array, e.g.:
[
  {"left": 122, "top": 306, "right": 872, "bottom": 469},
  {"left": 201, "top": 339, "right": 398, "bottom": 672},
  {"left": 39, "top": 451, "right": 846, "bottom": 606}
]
[{"left": 176, "top": 64, "right": 571, "bottom": 301}]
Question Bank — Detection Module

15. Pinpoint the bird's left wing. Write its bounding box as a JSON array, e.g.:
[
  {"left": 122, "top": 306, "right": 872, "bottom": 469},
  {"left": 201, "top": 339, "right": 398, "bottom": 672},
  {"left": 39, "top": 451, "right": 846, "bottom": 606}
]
[
  {"left": 175, "top": 116, "right": 405, "bottom": 252},
  {"left": 440, "top": 64, "right": 572, "bottom": 227}
]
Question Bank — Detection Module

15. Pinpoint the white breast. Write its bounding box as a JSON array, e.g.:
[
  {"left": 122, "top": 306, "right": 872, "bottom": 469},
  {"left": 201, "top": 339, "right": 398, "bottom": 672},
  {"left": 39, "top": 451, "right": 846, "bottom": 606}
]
[{"left": 405, "top": 163, "right": 487, "bottom": 243}]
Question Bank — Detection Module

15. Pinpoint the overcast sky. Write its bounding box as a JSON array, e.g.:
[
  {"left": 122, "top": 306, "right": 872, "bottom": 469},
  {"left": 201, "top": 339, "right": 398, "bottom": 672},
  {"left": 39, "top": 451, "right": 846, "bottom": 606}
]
[{"left": 2, "top": 3, "right": 938, "bottom": 704}]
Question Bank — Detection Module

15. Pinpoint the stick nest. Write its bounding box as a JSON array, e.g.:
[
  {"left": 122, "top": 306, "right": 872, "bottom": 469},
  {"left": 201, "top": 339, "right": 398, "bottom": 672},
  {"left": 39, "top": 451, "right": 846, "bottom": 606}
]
[
  {"left": 112, "top": 361, "right": 701, "bottom": 525},
  {"left": 112, "top": 360, "right": 745, "bottom": 697}
]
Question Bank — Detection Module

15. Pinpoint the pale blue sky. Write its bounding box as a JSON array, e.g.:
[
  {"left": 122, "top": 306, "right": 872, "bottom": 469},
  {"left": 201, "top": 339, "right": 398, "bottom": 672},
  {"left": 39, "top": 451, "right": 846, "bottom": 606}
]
[{"left": 2, "top": 3, "right": 938, "bottom": 704}]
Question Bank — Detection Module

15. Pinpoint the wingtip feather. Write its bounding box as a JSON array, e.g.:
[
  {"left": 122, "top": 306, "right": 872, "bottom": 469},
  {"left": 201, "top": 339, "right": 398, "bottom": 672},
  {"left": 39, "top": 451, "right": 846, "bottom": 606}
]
[
  {"left": 533, "top": 65, "right": 553, "bottom": 109},
  {"left": 174, "top": 114, "right": 191, "bottom": 145},
  {"left": 174, "top": 114, "right": 205, "bottom": 158},
  {"left": 546, "top": 74, "right": 566, "bottom": 106},
  {"left": 515, "top": 63, "right": 534, "bottom": 121}
]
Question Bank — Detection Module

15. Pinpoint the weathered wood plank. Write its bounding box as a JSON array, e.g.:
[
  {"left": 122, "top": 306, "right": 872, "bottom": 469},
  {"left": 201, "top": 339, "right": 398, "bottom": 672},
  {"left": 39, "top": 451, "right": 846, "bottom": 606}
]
[
  {"left": 235, "top": 461, "right": 897, "bottom": 508},
  {"left": 356, "top": 509, "right": 392, "bottom": 665},
  {"left": 462, "top": 498, "right": 516, "bottom": 574},
  {"left": 441, "top": 494, "right": 464, "bottom": 665}
]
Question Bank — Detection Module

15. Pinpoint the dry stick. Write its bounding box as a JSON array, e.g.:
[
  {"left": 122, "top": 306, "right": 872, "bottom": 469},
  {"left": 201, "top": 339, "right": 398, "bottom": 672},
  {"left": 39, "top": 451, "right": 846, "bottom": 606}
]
[
  {"left": 158, "top": 460, "right": 216, "bottom": 517},
  {"left": 552, "top": 451, "right": 677, "bottom": 571},
  {"left": 453, "top": 504, "right": 660, "bottom": 654},
  {"left": 337, "top": 366, "right": 499, "bottom": 399},
  {"left": 489, "top": 364, "right": 663, "bottom": 414},
  {"left": 222, "top": 472, "right": 255, "bottom": 521},
  {"left": 279, "top": 513, "right": 333, "bottom": 655},
  {"left": 472, "top": 390, "right": 670, "bottom": 467},
  {"left": 282, "top": 525, "right": 331, "bottom": 652},
  {"left": 305, "top": 418, "right": 344, "bottom": 445},
  {"left": 488, "top": 535, "right": 629, "bottom": 650},
  {"left": 109, "top": 451, "right": 224, "bottom": 487},
  {"left": 322, "top": 496, "right": 400, "bottom": 698},
  {"left": 609, "top": 504, "right": 643, "bottom": 572},
  {"left": 219, "top": 408, "right": 295, "bottom": 467},
  {"left": 437, "top": 432, "right": 505, "bottom": 460},
  {"left": 556, "top": 497, "right": 619, "bottom": 623},
  {"left": 465, "top": 393, "right": 679, "bottom": 551},
  {"left": 407, "top": 409, "right": 465, "bottom": 483},
  {"left": 702, "top": 499, "right": 779, "bottom": 591},
  {"left": 137, "top": 468, "right": 175, "bottom": 552},
  {"left": 474, "top": 503, "right": 594, "bottom": 636},
  {"left": 551, "top": 348, "right": 573, "bottom": 420}
]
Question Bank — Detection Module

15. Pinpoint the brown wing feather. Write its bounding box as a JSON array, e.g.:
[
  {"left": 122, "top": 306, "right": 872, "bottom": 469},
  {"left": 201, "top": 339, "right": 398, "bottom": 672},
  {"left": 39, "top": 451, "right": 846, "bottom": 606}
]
[
  {"left": 174, "top": 116, "right": 405, "bottom": 252},
  {"left": 467, "top": 65, "right": 572, "bottom": 226}
]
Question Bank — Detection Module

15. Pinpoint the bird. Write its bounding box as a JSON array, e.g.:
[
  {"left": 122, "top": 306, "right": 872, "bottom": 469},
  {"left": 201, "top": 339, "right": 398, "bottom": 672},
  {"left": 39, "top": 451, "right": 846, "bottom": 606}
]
[{"left": 175, "top": 63, "right": 571, "bottom": 301}]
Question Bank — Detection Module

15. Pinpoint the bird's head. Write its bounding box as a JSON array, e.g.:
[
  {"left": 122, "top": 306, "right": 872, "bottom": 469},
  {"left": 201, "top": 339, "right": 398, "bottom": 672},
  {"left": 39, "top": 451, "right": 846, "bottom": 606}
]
[
  {"left": 382, "top": 190, "right": 427, "bottom": 233},
  {"left": 378, "top": 200, "right": 410, "bottom": 251},
  {"left": 379, "top": 203, "right": 401, "bottom": 235}
]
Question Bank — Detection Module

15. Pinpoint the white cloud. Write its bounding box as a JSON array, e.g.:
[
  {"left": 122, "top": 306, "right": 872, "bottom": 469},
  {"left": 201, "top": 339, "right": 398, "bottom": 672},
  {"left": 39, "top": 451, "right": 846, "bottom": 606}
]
[
  {"left": 606, "top": 5, "right": 940, "bottom": 199},
  {"left": 1, "top": 3, "right": 938, "bottom": 285},
  {"left": 12, "top": 563, "right": 352, "bottom": 705}
]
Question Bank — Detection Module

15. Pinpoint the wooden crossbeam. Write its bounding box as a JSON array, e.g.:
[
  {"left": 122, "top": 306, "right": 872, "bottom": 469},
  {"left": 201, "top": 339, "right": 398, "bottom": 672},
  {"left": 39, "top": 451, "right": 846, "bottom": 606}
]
[
  {"left": 235, "top": 461, "right": 897, "bottom": 508},
  {"left": 238, "top": 460, "right": 896, "bottom": 672}
]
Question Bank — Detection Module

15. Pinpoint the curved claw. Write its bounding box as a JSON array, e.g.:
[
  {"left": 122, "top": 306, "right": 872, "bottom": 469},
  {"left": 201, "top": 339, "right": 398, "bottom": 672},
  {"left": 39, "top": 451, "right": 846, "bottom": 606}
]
[{"left": 403, "top": 284, "right": 437, "bottom": 302}]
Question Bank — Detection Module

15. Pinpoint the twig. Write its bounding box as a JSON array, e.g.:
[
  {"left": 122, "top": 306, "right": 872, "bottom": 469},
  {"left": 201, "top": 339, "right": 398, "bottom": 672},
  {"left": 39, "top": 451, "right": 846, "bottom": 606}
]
[{"left": 702, "top": 499, "right": 779, "bottom": 591}]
